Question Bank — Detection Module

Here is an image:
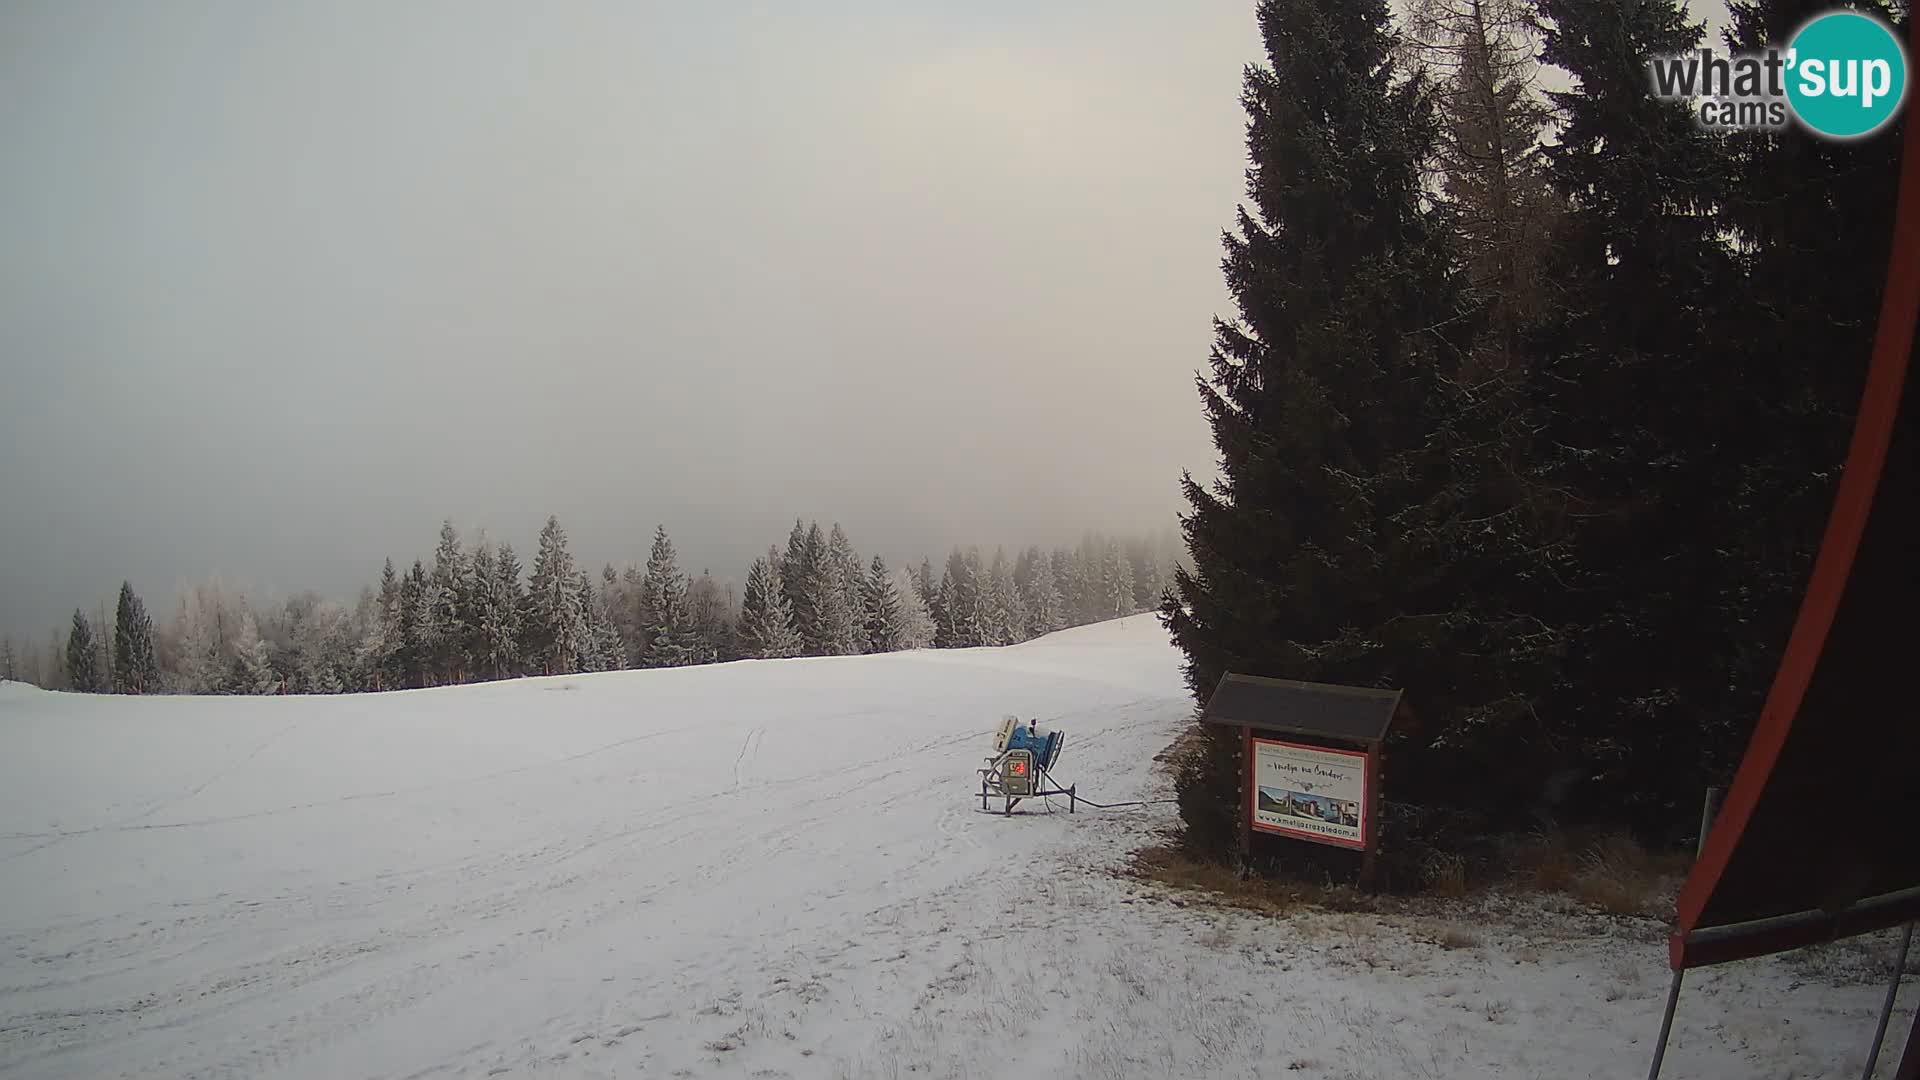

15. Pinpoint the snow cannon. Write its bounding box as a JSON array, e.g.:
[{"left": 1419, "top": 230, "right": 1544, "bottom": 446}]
[
  {"left": 979, "top": 716, "right": 1075, "bottom": 815},
  {"left": 994, "top": 715, "right": 1065, "bottom": 773}
]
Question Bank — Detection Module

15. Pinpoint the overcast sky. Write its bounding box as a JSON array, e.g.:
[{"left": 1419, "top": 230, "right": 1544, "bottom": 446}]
[
  {"left": 0, "top": 0, "right": 1271, "bottom": 643},
  {"left": 0, "top": 0, "right": 1733, "bottom": 647}
]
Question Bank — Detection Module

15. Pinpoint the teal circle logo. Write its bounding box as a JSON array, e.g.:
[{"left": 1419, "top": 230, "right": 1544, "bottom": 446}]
[{"left": 1786, "top": 11, "right": 1908, "bottom": 139}]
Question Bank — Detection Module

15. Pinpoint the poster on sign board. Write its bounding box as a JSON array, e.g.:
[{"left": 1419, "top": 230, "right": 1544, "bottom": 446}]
[{"left": 1250, "top": 738, "right": 1369, "bottom": 850}]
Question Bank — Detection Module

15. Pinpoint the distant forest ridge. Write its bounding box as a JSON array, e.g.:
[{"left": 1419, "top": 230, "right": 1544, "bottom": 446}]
[{"left": 5, "top": 517, "right": 1184, "bottom": 696}]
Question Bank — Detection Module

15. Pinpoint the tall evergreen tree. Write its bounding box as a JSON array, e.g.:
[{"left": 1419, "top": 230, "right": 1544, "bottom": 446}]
[
  {"left": 919, "top": 557, "right": 947, "bottom": 641},
  {"left": 174, "top": 593, "right": 225, "bottom": 693},
  {"left": 577, "top": 576, "right": 623, "bottom": 671},
  {"left": 894, "top": 566, "right": 937, "bottom": 649},
  {"left": 639, "top": 525, "right": 695, "bottom": 667},
  {"left": 484, "top": 542, "right": 526, "bottom": 679},
  {"left": 372, "top": 558, "right": 404, "bottom": 689},
  {"left": 1405, "top": 0, "right": 1557, "bottom": 375},
  {"left": 404, "top": 561, "right": 435, "bottom": 686},
  {"left": 0, "top": 638, "right": 16, "bottom": 682},
  {"left": 1522, "top": 0, "right": 1752, "bottom": 826},
  {"left": 428, "top": 520, "right": 470, "bottom": 682},
  {"left": 862, "top": 555, "right": 906, "bottom": 652},
  {"left": 527, "top": 516, "right": 585, "bottom": 676},
  {"left": 1023, "top": 548, "right": 1065, "bottom": 638},
  {"left": 1101, "top": 541, "right": 1136, "bottom": 620},
  {"left": 827, "top": 524, "right": 866, "bottom": 654},
  {"left": 738, "top": 550, "right": 802, "bottom": 659},
  {"left": 686, "top": 570, "right": 731, "bottom": 664},
  {"left": 112, "top": 581, "right": 160, "bottom": 693},
  {"left": 232, "top": 609, "right": 279, "bottom": 693},
  {"left": 65, "top": 610, "right": 102, "bottom": 692},
  {"left": 781, "top": 520, "right": 822, "bottom": 651},
  {"left": 1161, "top": 0, "right": 1464, "bottom": 856},
  {"left": 980, "top": 548, "right": 1024, "bottom": 645}
]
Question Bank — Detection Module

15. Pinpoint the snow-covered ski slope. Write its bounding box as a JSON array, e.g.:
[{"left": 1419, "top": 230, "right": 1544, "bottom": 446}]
[{"left": 0, "top": 615, "right": 1904, "bottom": 1079}]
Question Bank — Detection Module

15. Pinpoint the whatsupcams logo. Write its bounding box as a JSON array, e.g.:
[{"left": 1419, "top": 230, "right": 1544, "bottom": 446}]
[{"left": 1649, "top": 10, "right": 1908, "bottom": 139}]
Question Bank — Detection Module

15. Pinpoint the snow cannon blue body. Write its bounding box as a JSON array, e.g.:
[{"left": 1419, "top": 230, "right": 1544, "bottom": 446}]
[
  {"left": 1006, "top": 725, "right": 1062, "bottom": 772},
  {"left": 993, "top": 716, "right": 1064, "bottom": 773}
]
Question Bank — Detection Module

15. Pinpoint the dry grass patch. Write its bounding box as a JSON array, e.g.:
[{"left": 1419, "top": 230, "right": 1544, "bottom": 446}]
[
  {"left": 1506, "top": 830, "right": 1688, "bottom": 917},
  {"left": 1127, "top": 844, "right": 1383, "bottom": 914},
  {"left": 1437, "top": 925, "right": 1481, "bottom": 950}
]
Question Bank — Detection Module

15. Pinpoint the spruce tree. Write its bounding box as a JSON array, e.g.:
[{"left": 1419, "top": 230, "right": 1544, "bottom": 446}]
[
  {"left": 372, "top": 559, "right": 404, "bottom": 689},
  {"left": 175, "top": 595, "right": 224, "bottom": 693},
  {"left": 981, "top": 549, "right": 1024, "bottom": 645},
  {"left": 1524, "top": 0, "right": 1751, "bottom": 826},
  {"left": 577, "top": 576, "right": 624, "bottom": 672},
  {"left": 527, "top": 516, "right": 585, "bottom": 676},
  {"left": 404, "top": 561, "right": 435, "bottom": 686},
  {"left": 428, "top": 521, "right": 471, "bottom": 682},
  {"left": 1101, "top": 541, "right": 1135, "bottom": 620},
  {"left": 1, "top": 638, "right": 15, "bottom": 682},
  {"left": 65, "top": 610, "right": 102, "bottom": 692},
  {"left": 639, "top": 525, "right": 695, "bottom": 667},
  {"left": 827, "top": 524, "right": 866, "bottom": 654},
  {"left": 486, "top": 542, "right": 526, "bottom": 679},
  {"left": 862, "top": 555, "right": 905, "bottom": 652},
  {"left": 920, "top": 557, "right": 948, "bottom": 641},
  {"left": 232, "top": 610, "right": 278, "bottom": 693},
  {"left": 112, "top": 581, "right": 160, "bottom": 693},
  {"left": 894, "top": 566, "right": 937, "bottom": 649},
  {"left": 737, "top": 550, "right": 802, "bottom": 658},
  {"left": 686, "top": 570, "right": 730, "bottom": 664},
  {"left": 1023, "top": 548, "right": 1065, "bottom": 638},
  {"left": 1162, "top": 0, "right": 1462, "bottom": 856}
]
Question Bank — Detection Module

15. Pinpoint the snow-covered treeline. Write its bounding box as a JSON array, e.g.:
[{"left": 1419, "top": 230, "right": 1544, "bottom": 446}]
[{"left": 9, "top": 518, "right": 1184, "bottom": 695}]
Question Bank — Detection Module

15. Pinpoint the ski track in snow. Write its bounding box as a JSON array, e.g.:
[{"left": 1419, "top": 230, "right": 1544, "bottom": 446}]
[{"left": 0, "top": 616, "right": 1910, "bottom": 1079}]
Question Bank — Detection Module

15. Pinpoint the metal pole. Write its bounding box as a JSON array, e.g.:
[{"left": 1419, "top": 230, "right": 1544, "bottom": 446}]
[
  {"left": 1697, "top": 786, "right": 1723, "bottom": 856},
  {"left": 1647, "top": 969, "right": 1685, "bottom": 1080},
  {"left": 1864, "top": 922, "right": 1916, "bottom": 1080}
]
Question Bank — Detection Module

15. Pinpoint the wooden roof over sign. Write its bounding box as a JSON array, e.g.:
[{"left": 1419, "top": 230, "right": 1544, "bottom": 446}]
[{"left": 1197, "top": 672, "right": 1402, "bottom": 744}]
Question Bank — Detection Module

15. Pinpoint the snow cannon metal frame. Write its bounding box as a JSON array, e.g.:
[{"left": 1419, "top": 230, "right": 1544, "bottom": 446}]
[{"left": 979, "top": 716, "right": 1075, "bottom": 815}]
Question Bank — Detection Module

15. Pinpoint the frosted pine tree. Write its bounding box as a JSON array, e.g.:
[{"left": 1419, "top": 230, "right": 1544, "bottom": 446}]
[
  {"left": 919, "top": 558, "right": 947, "bottom": 640},
  {"left": 861, "top": 555, "right": 905, "bottom": 653},
  {"left": 780, "top": 520, "right": 817, "bottom": 648},
  {"left": 1023, "top": 547, "right": 1065, "bottom": 638},
  {"left": 0, "top": 638, "right": 15, "bottom": 682},
  {"left": 576, "top": 576, "right": 624, "bottom": 672},
  {"left": 65, "top": 610, "right": 103, "bottom": 692},
  {"left": 686, "top": 571, "right": 730, "bottom": 664},
  {"left": 1050, "top": 549, "right": 1078, "bottom": 626},
  {"left": 484, "top": 542, "right": 526, "bottom": 679},
  {"left": 527, "top": 516, "right": 585, "bottom": 675},
  {"left": 985, "top": 548, "right": 1025, "bottom": 645},
  {"left": 174, "top": 596, "right": 224, "bottom": 693},
  {"left": 893, "top": 567, "right": 936, "bottom": 649},
  {"left": 406, "top": 561, "right": 439, "bottom": 685},
  {"left": 428, "top": 521, "right": 469, "bottom": 682},
  {"left": 791, "top": 523, "right": 843, "bottom": 655},
  {"left": 639, "top": 525, "right": 695, "bottom": 667},
  {"left": 112, "top": 581, "right": 160, "bottom": 693},
  {"left": 737, "top": 550, "right": 801, "bottom": 658},
  {"left": 232, "top": 610, "right": 279, "bottom": 693},
  {"left": 827, "top": 524, "right": 866, "bottom": 655},
  {"left": 1102, "top": 541, "right": 1136, "bottom": 619},
  {"left": 290, "top": 598, "right": 349, "bottom": 693}
]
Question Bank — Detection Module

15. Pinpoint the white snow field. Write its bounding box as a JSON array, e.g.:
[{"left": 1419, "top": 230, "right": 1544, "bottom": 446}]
[{"left": 0, "top": 615, "right": 1909, "bottom": 1079}]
